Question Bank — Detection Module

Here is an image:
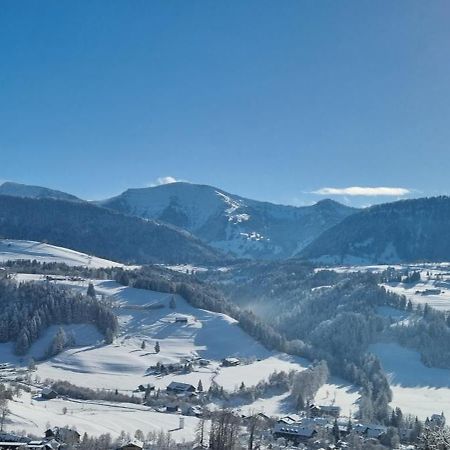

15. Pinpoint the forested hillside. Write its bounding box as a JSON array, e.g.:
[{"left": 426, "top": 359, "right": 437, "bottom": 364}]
[
  {"left": 299, "top": 196, "right": 450, "bottom": 264},
  {"left": 0, "top": 195, "right": 223, "bottom": 265}
]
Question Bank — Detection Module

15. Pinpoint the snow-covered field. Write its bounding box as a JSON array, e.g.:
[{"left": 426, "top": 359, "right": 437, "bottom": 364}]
[
  {"left": 382, "top": 279, "right": 450, "bottom": 311},
  {"left": 1, "top": 274, "right": 359, "bottom": 439},
  {"left": 9, "top": 391, "right": 200, "bottom": 442},
  {"left": 321, "top": 262, "right": 450, "bottom": 311},
  {"left": 371, "top": 342, "right": 450, "bottom": 420},
  {"left": 0, "top": 240, "right": 132, "bottom": 268}
]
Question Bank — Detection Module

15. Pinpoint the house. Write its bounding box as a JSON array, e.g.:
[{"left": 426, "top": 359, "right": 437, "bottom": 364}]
[
  {"left": 353, "top": 423, "right": 387, "bottom": 439},
  {"left": 277, "top": 414, "right": 303, "bottom": 425},
  {"left": 273, "top": 423, "right": 317, "bottom": 443},
  {"left": 166, "top": 381, "right": 196, "bottom": 394},
  {"left": 137, "top": 384, "right": 154, "bottom": 392},
  {"left": 41, "top": 388, "right": 57, "bottom": 400},
  {"left": 222, "top": 357, "right": 240, "bottom": 367},
  {"left": 166, "top": 403, "right": 179, "bottom": 413},
  {"left": 0, "top": 442, "right": 28, "bottom": 449},
  {"left": 118, "top": 440, "right": 143, "bottom": 450},
  {"left": 175, "top": 317, "right": 188, "bottom": 324},
  {"left": 27, "top": 440, "right": 59, "bottom": 449},
  {"left": 185, "top": 405, "right": 203, "bottom": 417},
  {"left": 309, "top": 404, "right": 322, "bottom": 417},
  {"left": 319, "top": 405, "right": 341, "bottom": 418},
  {"left": 45, "top": 428, "right": 80, "bottom": 444}
]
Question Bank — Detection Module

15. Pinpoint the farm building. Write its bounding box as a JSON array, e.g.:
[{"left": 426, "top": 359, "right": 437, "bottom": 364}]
[
  {"left": 118, "top": 440, "right": 143, "bottom": 450},
  {"left": 222, "top": 357, "right": 240, "bottom": 367},
  {"left": 40, "top": 387, "right": 57, "bottom": 400},
  {"left": 166, "top": 381, "right": 196, "bottom": 394}
]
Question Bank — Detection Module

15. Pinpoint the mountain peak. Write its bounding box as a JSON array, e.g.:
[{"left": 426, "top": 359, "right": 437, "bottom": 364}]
[{"left": 99, "top": 183, "right": 356, "bottom": 259}]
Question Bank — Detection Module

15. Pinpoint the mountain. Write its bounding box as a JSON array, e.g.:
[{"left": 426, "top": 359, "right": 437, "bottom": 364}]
[
  {"left": 0, "top": 181, "right": 81, "bottom": 202},
  {"left": 98, "top": 182, "right": 357, "bottom": 259},
  {"left": 299, "top": 196, "right": 450, "bottom": 264},
  {"left": 0, "top": 195, "right": 222, "bottom": 265}
]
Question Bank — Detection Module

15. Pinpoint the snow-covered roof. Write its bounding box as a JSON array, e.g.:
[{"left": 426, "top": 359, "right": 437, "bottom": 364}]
[{"left": 167, "top": 381, "right": 195, "bottom": 391}]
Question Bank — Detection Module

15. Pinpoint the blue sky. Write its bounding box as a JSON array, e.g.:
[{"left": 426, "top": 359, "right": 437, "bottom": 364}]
[{"left": 1, "top": 1, "right": 449, "bottom": 206}]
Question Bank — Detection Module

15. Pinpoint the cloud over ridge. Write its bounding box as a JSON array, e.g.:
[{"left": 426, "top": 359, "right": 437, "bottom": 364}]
[{"left": 312, "top": 186, "right": 411, "bottom": 196}]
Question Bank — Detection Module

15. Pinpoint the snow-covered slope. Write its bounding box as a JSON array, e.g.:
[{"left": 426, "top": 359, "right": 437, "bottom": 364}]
[
  {"left": 98, "top": 182, "right": 356, "bottom": 259},
  {"left": 371, "top": 342, "right": 450, "bottom": 420},
  {"left": 0, "top": 240, "right": 129, "bottom": 268},
  {"left": 2, "top": 274, "right": 359, "bottom": 438},
  {"left": 0, "top": 181, "right": 81, "bottom": 201}
]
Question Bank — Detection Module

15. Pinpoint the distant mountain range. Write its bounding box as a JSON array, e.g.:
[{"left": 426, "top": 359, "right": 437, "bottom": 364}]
[
  {"left": 0, "top": 181, "right": 82, "bottom": 202},
  {"left": 0, "top": 195, "right": 221, "bottom": 265},
  {"left": 5, "top": 181, "right": 450, "bottom": 265},
  {"left": 299, "top": 196, "right": 450, "bottom": 264},
  {"left": 97, "top": 182, "right": 356, "bottom": 259}
]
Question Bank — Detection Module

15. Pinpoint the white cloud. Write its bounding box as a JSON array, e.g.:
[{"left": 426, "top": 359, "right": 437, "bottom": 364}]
[
  {"left": 148, "top": 176, "right": 184, "bottom": 187},
  {"left": 311, "top": 186, "right": 411, "bottom": 197}
]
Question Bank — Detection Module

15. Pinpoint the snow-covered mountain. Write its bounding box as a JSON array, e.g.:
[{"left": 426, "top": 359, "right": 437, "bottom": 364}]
[
  {"left": 98, "top": 182, "right": 356, "bottom": 259},
  {"left": 299, "top": 196, "right": 450, "bottom": 264},
  {"left": 0, "top": 181, "right": 81, "bottom": 201}
]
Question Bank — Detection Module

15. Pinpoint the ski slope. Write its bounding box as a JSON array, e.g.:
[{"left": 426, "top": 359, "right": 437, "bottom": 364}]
[
  {"left": 1, "top": 274, "right": 360, "bottom": 438},
  {"left": 0, "top": 240, "right": 130, "bottom": 268}
]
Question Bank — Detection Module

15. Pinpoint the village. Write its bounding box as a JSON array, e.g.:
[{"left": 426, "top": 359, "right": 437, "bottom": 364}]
[{"left": 1, "top": 357, "right": 445, "bottom": 450}]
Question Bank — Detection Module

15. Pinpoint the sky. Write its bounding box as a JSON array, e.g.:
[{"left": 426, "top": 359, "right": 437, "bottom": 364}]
[{"left": 1, "top": 1, "right": 450, "bottom": 207}]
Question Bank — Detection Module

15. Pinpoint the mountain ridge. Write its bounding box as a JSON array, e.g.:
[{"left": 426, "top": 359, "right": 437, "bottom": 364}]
[
  {"left": 0, "top": 181, "right": 82, "bottom": 202},
  {"left": 0, "top": 195, "right": 222, "bottom": 265},
  {"left": 299, "top": 196, "right": 450, "bottom": 264},
  {"left": 98, "top": 182, "right": 357, "bottom": 259}
]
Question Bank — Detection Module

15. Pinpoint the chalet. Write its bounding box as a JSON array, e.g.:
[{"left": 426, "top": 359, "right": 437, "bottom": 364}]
[
  {"left": 45, "top": 428, "right": 80, "bottom": 444},
  {"left": 353, "top": 423, "right": 384, "bottom": 436},
  {"left": 301, "top": 417, "right": 330, "bottom": 427},
  {"left": 166, "top": 403, "right": 179, "bottom": 413},
  {"left": 0, "top": 434, "right": 30, "bottom": 449},
  {"left": 222, "top": 357, "right": 240, "bottom": 367},
  {"left": 241, "top": 412, "right": 272, "bottom": 426},
  {"left": 175, "top": 317, "right": 188, "bottom": 324},
  {"left": 41, "top": 387, "right": 57, "bottom": 400},
  {"left": 154, "top": 362, "right": 184, "bottom": 373},
  {"left": 137, "top": 384, "right": 154, "bottom": 393},
  {"left": 166, "top": 381, "right": 196, "bottom": 394},
  {"left": 27, "top": 441, "right": 59, "bottom": 449},
  {"left": 277, "top": 414, "right": 303, "bottom": 425},
  {"left": 309, "top": 404, "right": 321, "bottom": 417},
  {"left": 0, "top": 442, "right": 28, "bottom": 449},
  {"left": 273, "top": 423, "right": 317, "bottom": 443},
  {"left": 185, "top": 405, "right": 203, "bottom": 417},
  {"left": 118, "top": 440, "right": 143, "bottom": 450},
  {"left": 319, "top": 405, "right": 341, "bottom": 418}
]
